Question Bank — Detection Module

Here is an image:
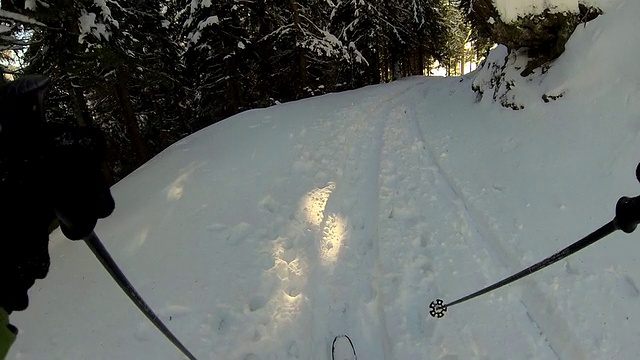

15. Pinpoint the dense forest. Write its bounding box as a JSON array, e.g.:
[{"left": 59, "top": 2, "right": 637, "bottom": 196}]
[{"left": 0, "top": 0, "right": 490, "bottom": 183}]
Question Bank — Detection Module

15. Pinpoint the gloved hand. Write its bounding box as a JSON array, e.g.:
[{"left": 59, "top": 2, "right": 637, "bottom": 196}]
[
  {"left": 47, "top": 124, "right": 115, "bottom": 240},
  {"left": 0, "top": 75, "right": 114, "bottom": 314}
]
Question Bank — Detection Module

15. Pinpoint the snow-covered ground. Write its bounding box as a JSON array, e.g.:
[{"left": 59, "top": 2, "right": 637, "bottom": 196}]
[
  {"left": 8, "top": 0, "right": 640, "bottom": 359},
  {"left": 493, "top": 0, "right": 614, "bottom": 22}
]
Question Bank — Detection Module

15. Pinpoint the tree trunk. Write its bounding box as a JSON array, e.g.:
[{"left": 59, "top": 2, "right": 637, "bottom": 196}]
[
  {"left": 225, "top": 57, "right": 242, "bottom": 115},
  {"left": 67, "top": 80, "right": 93, "bottom": 127},
  {"left": 403, "top": 54, "right": 409, "bottom": 76},
  {"left": 380, "top": 41, "right": 389, "bottom": 82},
  {"left": 115, "top": 66, "right": 149, "bottom": 163},
  {"left": 254, "top": 1, "right": 276, "bottom": 101},
  {"left": 417, "top": 44, "right": 425, "bottom": 75},
  {"left": 289, "top": 0, "right": 309, "bottom": 94},
  {"left": 371, "top": 48, "right": 381, "bottom": 84}
]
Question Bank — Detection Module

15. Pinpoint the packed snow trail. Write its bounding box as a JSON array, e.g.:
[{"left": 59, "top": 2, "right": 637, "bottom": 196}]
[
  {"left": 9, "top": 21, "right": 640, "bottom": 357},
  {"left": 408, "top": 83, "right": 587, "bottom": 359},
  {"left": 220, "top": 78, "right": 565, "bottom": 359},
  {"left": 412, "top": 70, "right": 640, "bottom": 358},
  {"left": 8, "top": 78, "right": 586, "bottom": 360},
  {"left": 241, "top": 79, "right": 431, "bottom": 360},
  {"left": 373, "top": 84, "right": 560, "bottom": 360}
]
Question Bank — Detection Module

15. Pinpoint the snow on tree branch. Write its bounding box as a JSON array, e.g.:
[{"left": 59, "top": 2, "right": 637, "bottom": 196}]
[
  {"left": 79, "top": 10, "right": 110, "bottom": 43},
  {"left": 0, "top": 10, "right": 47, "bottom": 27},
  {"left": 93, "top": 0, "right": 119, "bottom": 28},
  {"left": 25, "top": 0, "right": 38, "bottom": 11},
  {"left": 78, "top": 1, "right": 121, "bottom": 44}
]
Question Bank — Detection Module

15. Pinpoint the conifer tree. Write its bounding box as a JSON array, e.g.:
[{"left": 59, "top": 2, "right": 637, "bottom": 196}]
[{"left": 183, "top": 0, "right": 254, "bottom": 124}]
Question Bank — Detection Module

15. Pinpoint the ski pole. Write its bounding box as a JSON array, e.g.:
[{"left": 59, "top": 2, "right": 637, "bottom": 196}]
[
  {"left": 429, "top": 168, "right": 640, "bottom": 319},
  {"left": 83, "top": 232, "right": 198, "bottom": 360}
]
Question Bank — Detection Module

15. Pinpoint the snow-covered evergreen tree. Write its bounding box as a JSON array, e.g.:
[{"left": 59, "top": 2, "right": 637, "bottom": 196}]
[
  {"left": 259, "top": 0, "right": 358, "bottom": 98},
  {"left": 331, "top": 0, "right": 447, "bottom": 83},
  {"left": 183, "top": 0, "right": 255, "bottom": 122},
  {"left": 17, "top": 0, "right": 188, "bottom": 179},
  {"left": 330, "top": 0, "right": 382, "bottom": 86}
]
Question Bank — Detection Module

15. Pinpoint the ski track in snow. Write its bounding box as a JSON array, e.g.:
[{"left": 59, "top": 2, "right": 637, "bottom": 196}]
[
  {"left": 409, "top": 84, "right": 587, "bottom": 359},
  {"left": 14, "top": 78, "right": 629, "bottom": 360},
  {"left": 235, "top": 79, "right": 573, "bottom": 360},
  {"left": 225, "top": 80, "right": 431, "bottom": 360},
  {"left": 375, "top": 89, "right": 488, "bottom": 359},
  {"left": 243, "top": 79, "right": 576, "bottom": 360},
  {"left": 299, "top": 81, "right": 430, "bottom": 360}
]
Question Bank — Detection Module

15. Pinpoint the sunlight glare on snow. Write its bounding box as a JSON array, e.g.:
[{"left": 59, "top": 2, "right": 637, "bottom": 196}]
[
  {"left": 300, "top": 182, "right": 348, "bottom": 264},
  {"left": 268, "top": 237, "right": 307, "bottom": 335},
  {"left": 271, "top": 290, "right": 304, "bottom": 326},
  {"left": 166, "top": 162, "right": 204, "bottom": 200},
  {"left": 321, "top": 213, "right": 348, "bottom": 264},
  {"left": 301, "top": 182, "right": 335, "bottom": 226},
  {"left": 167, "top": 171, "right": 191, "bottom": 200},
  {"left": 124, "top": 226, "right": 149, "bottom": 256}
]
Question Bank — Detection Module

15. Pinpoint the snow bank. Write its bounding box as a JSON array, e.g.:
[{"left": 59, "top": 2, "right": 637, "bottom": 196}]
[
  {"left": 474, "top": 0, "right": 639, "bottom": 109},
  {"left": 494, "top": 0, "right": 616, "bottom": 22}
]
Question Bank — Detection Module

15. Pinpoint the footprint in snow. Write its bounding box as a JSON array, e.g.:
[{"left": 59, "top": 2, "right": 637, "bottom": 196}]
[
  {"left": 259, "top": 195, "right": 279, "bottom": 213},
  {"left": 226, "top": 222, "right": 253, "bottom": 245},
  {"left": 287, "top": 341, "right": 300, "bottom": 359},
  {"left": 248, "top": 295, "right": 268, "bottom": 312},
  {"left": 617, "top": 274, "right": 640, "bottom": 298},
  {"left": 208, "top": 306, "right": 239, "bottom": 335}
]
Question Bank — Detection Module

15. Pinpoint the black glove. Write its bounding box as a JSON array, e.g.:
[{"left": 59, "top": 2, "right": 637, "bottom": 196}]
[
  {"left": 0, "top": 75, "right": 114, "bottom": 313},
  {"left": 0, "top": 76, "right": 54, "bottom": 313},
  {"left": 47, "top": 124, "right": 115, "bottom": 240}
]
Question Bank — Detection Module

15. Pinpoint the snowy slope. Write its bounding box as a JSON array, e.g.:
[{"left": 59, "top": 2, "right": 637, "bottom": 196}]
[
  {"left": 8, "top": 0, "right": 640, "bottom": 359},
  {"left": 493, "top": 0, "right": 616, "bottom": 22}
]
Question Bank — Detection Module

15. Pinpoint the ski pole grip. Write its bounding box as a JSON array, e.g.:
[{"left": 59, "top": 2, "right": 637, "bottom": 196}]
[{"left": 615, "top": 195, "right": 640, "bottom": 233}]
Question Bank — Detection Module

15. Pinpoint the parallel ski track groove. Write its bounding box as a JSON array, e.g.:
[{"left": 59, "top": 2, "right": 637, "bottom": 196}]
[
  {"left": 308, "top": 80, "right": 430, "bottom": 360},
  {"left": 405, "top": 93, "right": 588, "bottom": 360}
]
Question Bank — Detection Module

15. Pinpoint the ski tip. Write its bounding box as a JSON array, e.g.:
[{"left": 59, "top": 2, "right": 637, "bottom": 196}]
[
  {"left": 333, "top": 334, "right": 353, "bottom": 342},
  {"left": 332, "top": 334, "right": 357, "bottom": 360}
]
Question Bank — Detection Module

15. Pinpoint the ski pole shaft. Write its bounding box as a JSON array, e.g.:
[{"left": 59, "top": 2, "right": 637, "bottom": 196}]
[
  {"left": 429, "top": 220, "right": 619, "bottom": 318},
  {"left": 83, "top": 232, "right": 197, "bottom": 360},
  {"left": 445, "top": 220, "right": 617, "bottom": 308},
  {"left": 429, "top": 165, "right": 640, "bottom": 319}
]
